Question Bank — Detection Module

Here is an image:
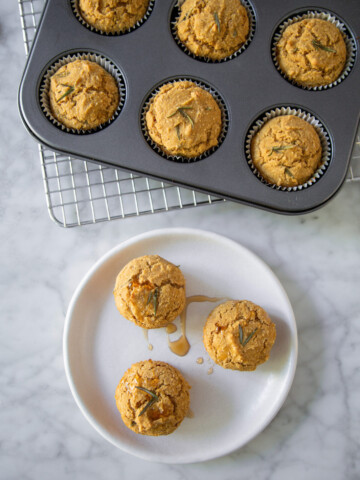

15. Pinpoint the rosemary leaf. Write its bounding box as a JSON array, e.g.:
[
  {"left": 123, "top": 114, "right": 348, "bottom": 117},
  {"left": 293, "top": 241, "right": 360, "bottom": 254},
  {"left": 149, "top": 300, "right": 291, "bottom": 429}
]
[
  {"left": 146, "top": 287, "right": 159, "bottom": 316},
  {"left": 175, "top": 124, "right": 181, "bottom": 141},
  {"left": 312, "top": 40, "right": 336, "bottom": 53},
  {"left": 285, "top": 167, "right": 294, "bottom": 177},
  {"left": 242, "top": 328, "right": 258, "bottom": 347},
  {"left": 135, "top": 386, "right": 159, "bottom": 416},
  {"left": 179, "top": 108, "right": 194, "bottom": 128},
  {"left": 269, "top": 145, "right": 295, "bottom": 156},
  {"left": 239, "top": 325, "right": 244, "bottom": 345},
  {"left": 213, "top": 12, "right": 221, "bottom": 32},
  {"left": 56, "top": 86, "right": 74, "bottom": 102}
]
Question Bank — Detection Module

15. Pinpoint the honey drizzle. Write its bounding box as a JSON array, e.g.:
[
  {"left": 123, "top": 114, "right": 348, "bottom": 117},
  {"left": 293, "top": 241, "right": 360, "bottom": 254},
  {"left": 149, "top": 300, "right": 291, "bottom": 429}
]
[
  {"left": 167, "top": 295, "right": 226, "bottom": 357},
  {"left": 142, "top": 328, "right": 153, "bottom": 351}
]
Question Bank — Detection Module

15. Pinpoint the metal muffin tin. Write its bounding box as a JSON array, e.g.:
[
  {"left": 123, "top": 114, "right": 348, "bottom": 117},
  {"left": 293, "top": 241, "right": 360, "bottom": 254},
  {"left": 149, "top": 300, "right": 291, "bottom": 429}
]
[{"left": 18, "top": 0, "right": 360, "bottom": 214}]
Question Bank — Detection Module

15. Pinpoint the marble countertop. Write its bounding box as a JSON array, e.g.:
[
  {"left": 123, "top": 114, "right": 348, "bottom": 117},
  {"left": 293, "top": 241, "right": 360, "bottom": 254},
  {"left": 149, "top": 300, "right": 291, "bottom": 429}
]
[{"left": 1, "top": 2, "right": 359, "bottom": 479}]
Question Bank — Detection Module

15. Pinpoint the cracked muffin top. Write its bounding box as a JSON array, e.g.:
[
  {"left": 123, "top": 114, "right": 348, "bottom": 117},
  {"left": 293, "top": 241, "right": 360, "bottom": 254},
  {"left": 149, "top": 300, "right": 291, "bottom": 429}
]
[
  {"left": 49, "top": 59, "right": 119, "bottom": 130},
  {"left": 78, "top": 0, "right": 150, "bottom": 34},
  {"left": 176, "top": 0, "right": 250, "bottom": 60},
  {"left": 113, "top": 255, "right": 186, "bottom": 328},
  {"left": 250, "top": 115, "right": 322, "bottom": 188},
  {"left": 276, "top": 18, "right": 347, "bottom": 88},
  {"left": 203, "top": 300, "right": 276, "bottom": 371},
  {"left": 115, "top": 359, "right": 190, "bottom": 435},
  {"left": 145, "top": 80, "right": 222, "bottom": 158}
]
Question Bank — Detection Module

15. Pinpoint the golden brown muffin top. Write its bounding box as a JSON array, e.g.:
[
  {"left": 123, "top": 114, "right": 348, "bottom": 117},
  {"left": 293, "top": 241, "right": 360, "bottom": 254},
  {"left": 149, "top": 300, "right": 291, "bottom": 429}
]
[
  {"left": 115, "top": 360, "right": 190, "bottom": 435},
  {"left": 250, "top": 115, "right": 322, "bottom": 187},
  {"left": 146, "top": 81, "right": 222, "bottom": 158},
  {"left": 203, "top": 300, "right": 276, "bottom": 371},
  {"left": 276, "top": 18, "right": 347, "bottom": 87},
  {"left": 177, "top": 0, "right": 249, "bottom": 60},
  {"left": 113, "top": 255, "right": 186, "bottom": 329},
  {"left": 78, "top": 0, "right": 150, "bottom": 33},
  {"left": 49, "top": 59, "right": 119, "bottom": 130}
]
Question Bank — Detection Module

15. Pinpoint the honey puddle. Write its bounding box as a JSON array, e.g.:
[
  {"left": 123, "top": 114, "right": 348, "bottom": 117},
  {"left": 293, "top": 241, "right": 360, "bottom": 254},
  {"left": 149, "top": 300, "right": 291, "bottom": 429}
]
[
  {"left": 167, "top": 295, "right": 226, "bottom": 357},
  {"left": 142, "top": 328, "right": 153, "bottom": 351}
]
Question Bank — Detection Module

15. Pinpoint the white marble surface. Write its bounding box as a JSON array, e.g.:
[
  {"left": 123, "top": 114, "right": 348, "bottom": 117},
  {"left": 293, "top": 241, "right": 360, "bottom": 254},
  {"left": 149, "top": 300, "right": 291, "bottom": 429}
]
[{"left": 1, "top": 2, "right": 360, "bottom": 479}]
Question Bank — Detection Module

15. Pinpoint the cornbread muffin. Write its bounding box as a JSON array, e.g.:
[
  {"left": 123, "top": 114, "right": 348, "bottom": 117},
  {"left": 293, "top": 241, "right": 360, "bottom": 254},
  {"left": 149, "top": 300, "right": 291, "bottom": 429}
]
[
  {"left": 146, "top": 81, "right": 222, "bottom": 158},
  {"left": 78, "top": 0, "right": 150, "bottom": 34},
  {"left": 250, "top": 115, "right": 322, "bottom": 187},
  {"left": 276, "top": 18, "right": 347, "bottom": 87},
  {"left": 49, "top": 59, "right": 119, "bottom": 130},
  {"left": 203, "top": 300, "right": 276, "bottom": 371},
  {"left": 176, "top": 0, "right": 249, "bottom": 60},
  {"left": 115, "top": 360, "right": 191, "bottom": 435},
  {"left": 113, "top": 255, "right": 186, "bottom": 328}
]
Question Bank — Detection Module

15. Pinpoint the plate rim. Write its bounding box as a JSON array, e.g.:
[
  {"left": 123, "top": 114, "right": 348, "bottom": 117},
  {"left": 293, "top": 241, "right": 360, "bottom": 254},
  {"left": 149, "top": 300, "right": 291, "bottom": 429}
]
[{"left": 63, "top": 227, "right": 298, "bottom": 463}]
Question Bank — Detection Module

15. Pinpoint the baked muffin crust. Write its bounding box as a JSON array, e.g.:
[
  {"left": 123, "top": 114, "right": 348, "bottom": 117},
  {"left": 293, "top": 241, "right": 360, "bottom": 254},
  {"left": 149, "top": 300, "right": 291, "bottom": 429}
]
[
  {"left": 276, "top": 18, "right": 347, "bottom": 88},
  {"left": 250, "top": 115, "right": 322, "bottom": 187},
  {"left": 49, "top": 59, "right": 119, "bottom": 130},
  {"left": 203, "top": 300, "right": 276, "bottom": 371},
  {"left": 176, "top": 0, "right": 250, "bottom": 60},
  {"left": 145, "top": 80, "right": 222, "bottom": 158},
  {"left": 115, "top": 360, "right": 190, "bottom": 435},
  {"left": 113, "top": 255, "right": 186, "bottom": 328},
  {"left": 78, "top": 0, "right": 150, "bottom": 34}
]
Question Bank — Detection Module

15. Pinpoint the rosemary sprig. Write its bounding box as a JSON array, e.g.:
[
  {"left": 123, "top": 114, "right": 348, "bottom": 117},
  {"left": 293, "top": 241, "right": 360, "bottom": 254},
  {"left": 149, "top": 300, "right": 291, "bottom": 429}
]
[
  {"left": 135, "top": 386, "right": 159, "bottom": 416},
  {"left": 167, "top": 106, "right": 194, "bottom": 128},
  {"left": 57, "top": 86, "right": 74, "bottom": 102},
  {"left": 239, "top": 325, "right": 258, "bottom": 347},
  {"left": 146, "top": 287, "right": 159, "bottom": 316},
  {"left": 213, "top": 12, "right": 221, "bottom": 32},
  {"left": 268, "top": 145, "right": 295, "bottom": 156},
  {"left": 312, "top": 40, "right": 336, "bottom": 53}
]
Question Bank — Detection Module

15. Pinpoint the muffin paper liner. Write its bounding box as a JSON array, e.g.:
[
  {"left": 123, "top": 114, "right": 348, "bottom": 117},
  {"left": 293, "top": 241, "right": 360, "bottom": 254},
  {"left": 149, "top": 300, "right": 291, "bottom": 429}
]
[
  {"left": 245, "top": 107, "right": 332, "bottom": 191},
  {"left": 141, "top": 78, "right": 229, "bottom": 163},
  {"left": 39, "top": 52, "right": 126, "bottom": 134},
  {"left": 272, "top": 10, "right": 356, "bottom": 91},
  {"left": 171, "top": 0, "right": 256, "bottom": 63},
  {"left": 71, "top": 0, "right": 154, "bottom": 36}
]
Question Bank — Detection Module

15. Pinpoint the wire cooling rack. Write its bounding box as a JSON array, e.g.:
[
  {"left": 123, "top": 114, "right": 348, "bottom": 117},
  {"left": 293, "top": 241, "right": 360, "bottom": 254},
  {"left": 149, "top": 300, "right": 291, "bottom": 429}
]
[{"left": 18, "top": 0, "right": 360, "bottom": 227}]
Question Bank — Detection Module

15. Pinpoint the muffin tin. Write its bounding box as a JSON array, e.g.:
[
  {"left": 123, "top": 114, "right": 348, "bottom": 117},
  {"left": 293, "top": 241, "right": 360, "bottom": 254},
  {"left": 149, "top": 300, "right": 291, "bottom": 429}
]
[{"left": 18, "top": 0, "right": 360, "bottom": 214}]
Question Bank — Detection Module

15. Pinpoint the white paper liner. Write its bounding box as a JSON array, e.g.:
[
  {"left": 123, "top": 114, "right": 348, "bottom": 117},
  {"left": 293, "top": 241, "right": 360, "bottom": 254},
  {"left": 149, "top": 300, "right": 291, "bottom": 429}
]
[
  {"left": 71, "top": 0, "right": 154, "bottom": 36},
  {"left": 245, "top": 107, "right": 332, "bottom": 191},
  {"left": 39, "top": 52, "right": 126, "bottom": 134},
  {"left": 272, "top": 11, "right": 356, "bottom": 91},
  {"left": 141, "top": 78, "right": 229, "bottom": 163},
  {"left": 171, "top": 0, "right": 255, "bottom": 63}
]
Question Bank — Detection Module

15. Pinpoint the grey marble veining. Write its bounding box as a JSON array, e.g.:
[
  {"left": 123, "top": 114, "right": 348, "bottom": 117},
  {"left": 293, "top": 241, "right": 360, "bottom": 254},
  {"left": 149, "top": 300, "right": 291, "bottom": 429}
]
[{"left": 0, "top": 2, "right": 360, "bottom": 479}]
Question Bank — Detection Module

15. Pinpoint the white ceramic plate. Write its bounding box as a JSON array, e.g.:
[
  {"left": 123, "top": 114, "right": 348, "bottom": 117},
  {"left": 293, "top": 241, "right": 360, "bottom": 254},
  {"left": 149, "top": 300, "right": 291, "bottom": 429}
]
[{"left": 63, "top": 228, "right": 297, "bottom": 463}]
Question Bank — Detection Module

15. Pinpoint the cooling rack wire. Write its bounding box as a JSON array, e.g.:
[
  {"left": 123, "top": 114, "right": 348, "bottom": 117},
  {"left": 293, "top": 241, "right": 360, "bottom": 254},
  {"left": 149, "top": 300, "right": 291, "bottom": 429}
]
[{"left": 18, "top": 0, "right": 360, "bottom": 227}]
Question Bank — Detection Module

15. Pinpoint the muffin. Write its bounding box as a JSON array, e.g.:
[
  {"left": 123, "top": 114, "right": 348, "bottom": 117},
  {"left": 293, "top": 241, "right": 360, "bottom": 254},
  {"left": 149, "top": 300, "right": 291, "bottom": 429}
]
[
  {"left": 115, "top": 360, "right": 191, "bottom": 435},
  {"left": 176, "top": 0, "right": 250, "bottom": 60},
  {"left": 250, "top": 114, "right": 322, "bottom": 187},
  {"left": 49, "top": 59, "right": 119, "bottom": 130},
  {"left": 145, "top": 80, "right": 222, "bottom": 158},
  {"left": 276, "top": 18, "right": 347, "bottom": 88},
  {"left": 113, "top": 255, "right": 186, "bottom": 329},
  {"left": 203, "top": 300, "right": 276, "bottom": 371},
  {"left": 78, "top": 0, "right": 150, "bottom": 34}
]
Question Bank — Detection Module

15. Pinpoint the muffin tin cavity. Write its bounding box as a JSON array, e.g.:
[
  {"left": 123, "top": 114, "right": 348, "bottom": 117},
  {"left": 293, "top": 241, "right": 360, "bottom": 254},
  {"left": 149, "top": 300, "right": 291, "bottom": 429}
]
[
  {"left": 39, "top": 52, "right": 126, "bottom": 134},
  {"left": 141, "top": 78, "right": 229, "bottom": 163},
  {"left": 71, "top": 0, "right": 155, "bottom": 36},
  {"left": 271, "top": 10, "right": 357, "bottom": 90},
  {"left": 245, "top": 107, "right": 332, "bottom": 191},
  {"left": 170, "top": 0, "right": 256, "bottom": 63}
]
